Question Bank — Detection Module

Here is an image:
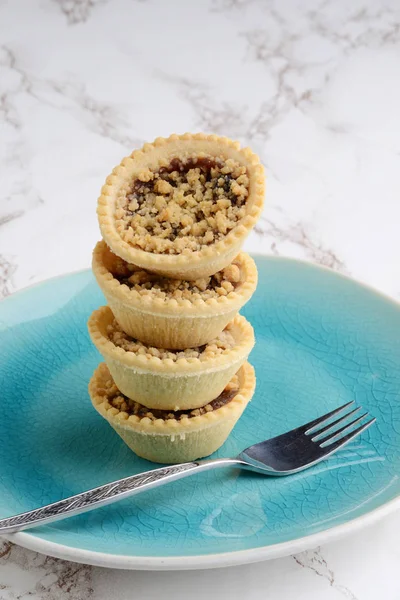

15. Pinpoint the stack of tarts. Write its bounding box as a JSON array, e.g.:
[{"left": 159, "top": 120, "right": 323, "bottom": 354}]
[{"left": 88, "top": 133, "right": 264, "bottom": 464}]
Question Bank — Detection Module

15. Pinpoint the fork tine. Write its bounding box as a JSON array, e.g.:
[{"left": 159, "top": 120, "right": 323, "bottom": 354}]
[
  {"left": 310, "top": 407, "right": 362, "bottom": 440},
  {"left": 319, "top": 412, "right": 369, "bottom": 446},
  {"left": 319, "top": 418, "right": 376, "bottom": 455},
  {"left": 302, "top": 401, "right": 355, "bottom": 434}
]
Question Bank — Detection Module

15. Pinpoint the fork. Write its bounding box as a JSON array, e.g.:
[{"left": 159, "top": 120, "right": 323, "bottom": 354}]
[{"left": 0, "top": 401, "right": 375, "bottom": 534}]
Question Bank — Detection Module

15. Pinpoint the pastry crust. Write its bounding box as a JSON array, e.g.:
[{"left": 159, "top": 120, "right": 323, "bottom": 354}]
[
  {"left": 92, "top": 240, "right": 258, "bottom": 349},
  {"left": 88, "top": 305, "right": 255, "bottom": 410},
  {"left": 97, "top": 133, "right": 265, "bottom": 279},
  {"left": 88, "top": 362, "right": 256, "bottom": 464}
]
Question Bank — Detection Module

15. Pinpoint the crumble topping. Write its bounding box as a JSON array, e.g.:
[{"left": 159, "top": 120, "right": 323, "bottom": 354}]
[
  {"left": 107, "top": 319, "right": 236, "bottom": 360},
  {"left": 99, "top": 374, "right": 240, "bottom": 421},
  {"left": 114, "top": 157, "right": 249, "bottom": 255},
  {"left": 104, "top": 245, "right": 242, "bottom": 301}
]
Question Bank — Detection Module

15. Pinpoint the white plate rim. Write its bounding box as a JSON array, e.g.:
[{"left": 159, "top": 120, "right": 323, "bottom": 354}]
[{"left": 1, "top": 259, "right": 400, "bottom": 569}]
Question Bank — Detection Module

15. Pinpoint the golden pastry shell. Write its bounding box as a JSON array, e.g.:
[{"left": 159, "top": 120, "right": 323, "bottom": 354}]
[
  {"left": 88, "top": 362, "right": 256, "bottom": 463},
  {"left": 97, "top": 133, "right": 265, "bottom": 280},
  {"left": 87, "top": 305, "right": 255, "bottom": 410},
  {"left": 92, "top": 240, "right": 258, "bottom": 349}
]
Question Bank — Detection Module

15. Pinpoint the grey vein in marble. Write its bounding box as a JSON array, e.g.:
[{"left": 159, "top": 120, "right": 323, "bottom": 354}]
[
  {"left": 211, "top": 0, "right": 263, "bottom": 12},
  {"left": 0, "top": 541, "right": 93, "bottom": 600},
  {"left": 46, "top": 79, "right": 143, "bottom": 149},
  {"left": 156, "top": 71, "right": 274, "bottom": 157},
  {"left": 52, "top": 0, "right": 109, "bottom": 25},
  {"left": 0, "top": 211, "right": 24, "bottom": 227},
  {"left": 0, "top": 255, "right": 16, "bottom": 298},
  {"left": 1, "top": 44, "right": 142, "bottom": 149},
  {"left": 255, "top": 216, "right": 347, "bottom": 273},
  {"left": 52, "top": 0, "right": 147, "bottom": 25},
  {"left": 1, "top": 140, "right": 43, "bottom": 220},
  {"left": 0, "top": 91, "right": 19, "bottom": 130},
  {"left": 0, "top": 45, "right": 30, "bottom": 130},
  {"left": 294, "top": 548, "right": 358, "bottom": 600}
]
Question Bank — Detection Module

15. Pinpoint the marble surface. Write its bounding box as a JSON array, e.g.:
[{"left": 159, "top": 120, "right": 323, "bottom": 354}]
[{"left": 1, "top": 0, "right": 399, "bottom": 597}]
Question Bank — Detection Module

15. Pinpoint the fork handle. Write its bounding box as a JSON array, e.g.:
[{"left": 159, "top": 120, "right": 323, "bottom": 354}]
[{"left": 0, "top": 458, "right": 240, "bottom": 534}]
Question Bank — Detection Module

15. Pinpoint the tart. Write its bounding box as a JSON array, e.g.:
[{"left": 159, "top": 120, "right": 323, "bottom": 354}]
[
  {"left": 88, "top": 305, "right": 255, "bottom": 411},
  {"left": 97, "top": 133, "right": 265, "bottom": 279},
  {"left": 88, "top": 362, "right": 255, "bottom": 464},
  {"left": 92, "top": 240, "right": 258, "bottom": 349}
]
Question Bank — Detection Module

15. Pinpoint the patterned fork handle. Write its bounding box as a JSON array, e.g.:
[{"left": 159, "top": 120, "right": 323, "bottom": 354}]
[{"left": 0, "top": 459, "right": 238, "bottom": 534}]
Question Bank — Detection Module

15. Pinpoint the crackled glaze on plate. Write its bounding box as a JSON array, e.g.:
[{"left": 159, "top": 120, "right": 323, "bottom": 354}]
[{"left": 0, "top": 258, "right": 399, "bottom": 569}]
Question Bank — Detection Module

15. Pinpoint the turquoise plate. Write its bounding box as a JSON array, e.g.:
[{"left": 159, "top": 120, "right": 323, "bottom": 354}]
[{"left": 0, "top": 258, "right": 399, "bottom": 569}]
